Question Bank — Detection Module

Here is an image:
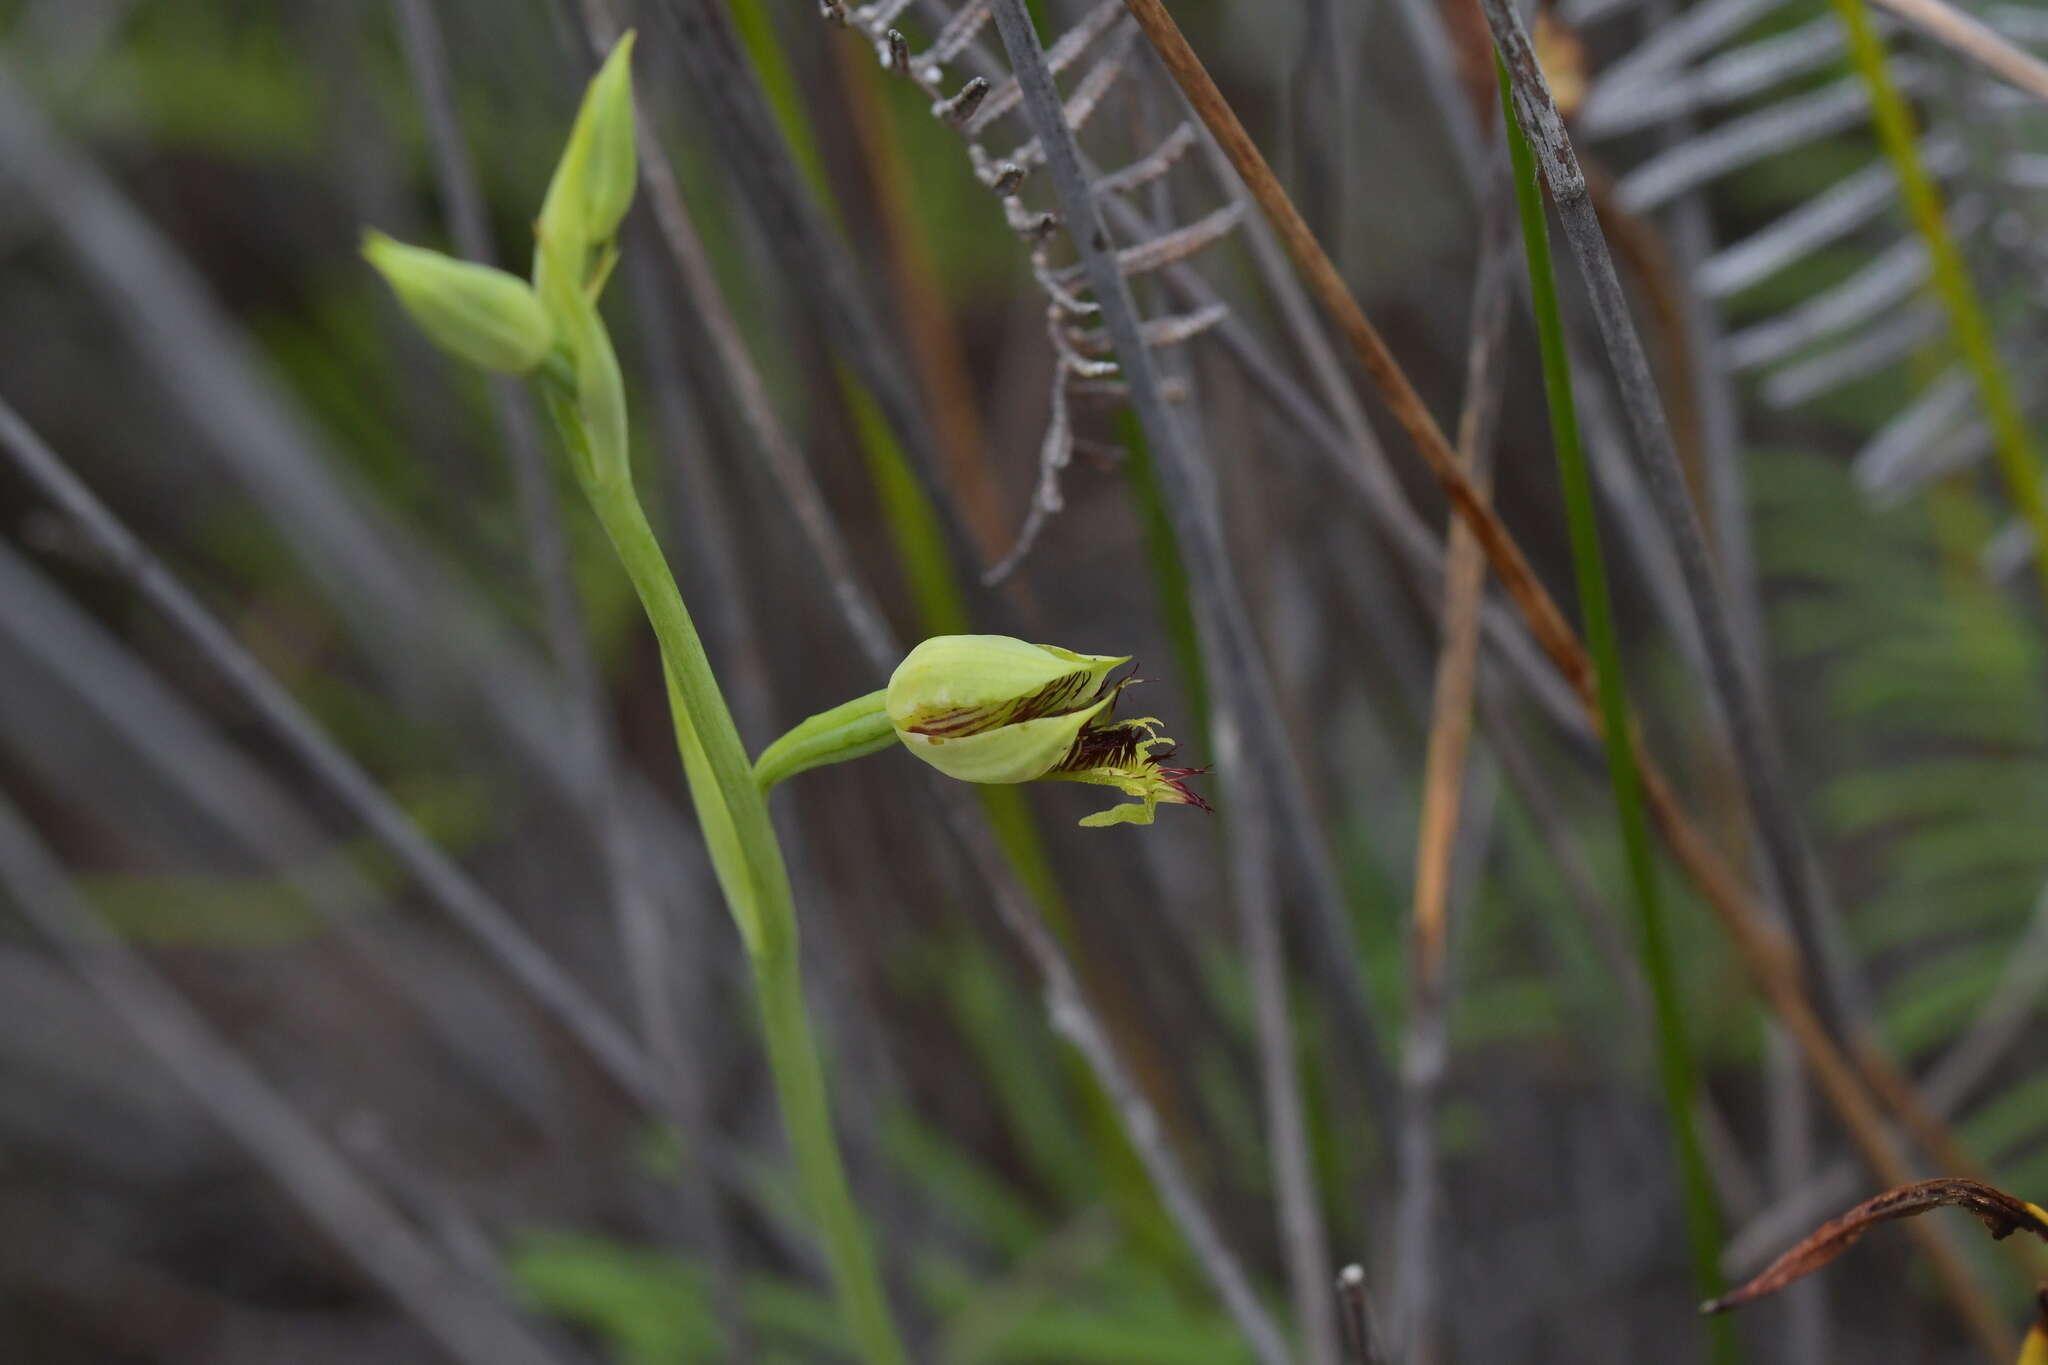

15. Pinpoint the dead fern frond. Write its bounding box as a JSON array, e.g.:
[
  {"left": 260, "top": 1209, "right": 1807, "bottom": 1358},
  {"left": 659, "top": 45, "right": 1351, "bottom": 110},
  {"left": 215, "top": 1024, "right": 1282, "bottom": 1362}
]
[
  {"left": 1578, "top": 0, "right": 2048, "bottom": 573},
  {"left": 825, "top": 0, "right": 1242, "bottom": 582}
]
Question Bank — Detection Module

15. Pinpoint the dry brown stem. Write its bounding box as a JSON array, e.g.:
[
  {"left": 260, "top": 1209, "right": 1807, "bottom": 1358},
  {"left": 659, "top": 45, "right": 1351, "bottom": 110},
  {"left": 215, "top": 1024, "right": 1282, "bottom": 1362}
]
[{"left": 1119, "top": 2, "right": 2012, "bottom": 1353}]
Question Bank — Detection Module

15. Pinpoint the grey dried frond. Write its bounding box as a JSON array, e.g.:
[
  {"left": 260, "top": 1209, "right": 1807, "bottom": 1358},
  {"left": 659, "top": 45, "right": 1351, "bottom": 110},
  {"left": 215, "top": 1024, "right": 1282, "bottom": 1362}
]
[
  {"left": 827, "top": 0, "right": 1243, "bottom": 582},
  {"left": 1577, "top": 0, "right": 2048, "bottom": 570}
]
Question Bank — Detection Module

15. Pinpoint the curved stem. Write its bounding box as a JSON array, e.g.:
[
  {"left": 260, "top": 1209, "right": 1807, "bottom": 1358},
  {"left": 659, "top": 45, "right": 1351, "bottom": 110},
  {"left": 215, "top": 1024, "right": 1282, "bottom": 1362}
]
[{"left": 569, "top": 405, "right": 907, "bottom": 1365}]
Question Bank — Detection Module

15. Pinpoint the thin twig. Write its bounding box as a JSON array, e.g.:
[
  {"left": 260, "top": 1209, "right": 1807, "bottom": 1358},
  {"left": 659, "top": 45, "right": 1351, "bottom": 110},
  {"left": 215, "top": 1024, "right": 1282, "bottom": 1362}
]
[
  {"left": 393, "top": 0, "right": 691, "bottom": 1126},
  {"left": 1083, "top": 184, "right": 1411, "bottom": 1145},
  {"left": 0, "top": 793, "right": 577, "bottom": 1365},
  {"left": 1625, "top": 0, "right": 1833, "bottom": 1333},
  {"left": 830, "top": 30, "right": 1013, "bottom": 563},
  {"left": 0, "top": 398, "right": 666, "bottom": 1121},
  {"left": 1483, "top": 0, "right": 1848, "bottom": 1046},
  {"left": 1338, "top": 1264, "right": 1391, "bottom": 1365},
  {"left": 0, "top": 54, "right": 711, "bottom": 939},
  {"left": 1731, "top": 873, "right": 2048, "bottom": 1271},
  {"left": 903, "top": 0, "right": 1414, "bottom": 1139},
  {"left": 601, "top": 12, "right": 1292, "bottom": 1346},
  {"left": 1394, "top": 136, "right": 1515, "bottom": 1365},
  {"left": 988, "top": 5, "right": 1315, "bottom": 1361},
  {"left": 1117, "top": 5, "right": 2014, "bottom": 1354},
  {"left": 1490, "top": 0, "right": 2018, "bottom": 1287},
  {"left": 0, "top": 537, "right": 556, "bottom": 1131},
  {"left": 596, "top": 42, "right": 897, "bottom": 670},
  {"left": 1868, "top": 0, "right": 2048, "bottom": 104},
  {"left": 649, "top": 0, "right": 982, "bottom": 586}
]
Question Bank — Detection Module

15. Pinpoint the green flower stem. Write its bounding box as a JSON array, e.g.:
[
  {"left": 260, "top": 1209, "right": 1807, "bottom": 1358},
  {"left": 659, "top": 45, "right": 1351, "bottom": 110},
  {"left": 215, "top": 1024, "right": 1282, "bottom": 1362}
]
[
  {"left": 556, "top": 397, "right": 907, "bottom": 1365},
  {"left": 1830, "top": 0, "right": 2048, "bottom": 610},
  {"left": 755, "top": 690, "right": 895, "bottom": 793},
  {"left": 1499, "top": 56, "right": 1737, "bottom": 1363}
]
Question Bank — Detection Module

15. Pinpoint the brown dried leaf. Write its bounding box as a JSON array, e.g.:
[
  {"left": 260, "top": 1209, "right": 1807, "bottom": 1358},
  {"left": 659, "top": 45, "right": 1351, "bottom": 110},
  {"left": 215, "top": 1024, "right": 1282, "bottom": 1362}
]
[{"left": 1702, "top": 1179, "right": 2048, "bottom": 1316}]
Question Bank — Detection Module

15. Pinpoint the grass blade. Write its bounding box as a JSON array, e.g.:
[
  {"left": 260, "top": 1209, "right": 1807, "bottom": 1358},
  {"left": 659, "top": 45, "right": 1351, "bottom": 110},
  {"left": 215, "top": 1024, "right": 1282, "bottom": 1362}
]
[{"left": 1496, "top": 56, "right": 1737, "bottom": 1363}]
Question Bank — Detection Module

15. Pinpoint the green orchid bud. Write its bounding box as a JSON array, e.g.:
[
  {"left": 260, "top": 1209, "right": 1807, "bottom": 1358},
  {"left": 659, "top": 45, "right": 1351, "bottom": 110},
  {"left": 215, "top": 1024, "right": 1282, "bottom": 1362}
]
[
  {"left": 361, "top": 232, "right": 554, "bottom": 373},
  {"left": 886, "top": 635, "right": 1127, "bottom": 758},
  {"left": 537, "top": 31, "right": 639, "bottom": 263},
  {"left": 884, "top": 634, "right": 1210, "bottom": 826}
]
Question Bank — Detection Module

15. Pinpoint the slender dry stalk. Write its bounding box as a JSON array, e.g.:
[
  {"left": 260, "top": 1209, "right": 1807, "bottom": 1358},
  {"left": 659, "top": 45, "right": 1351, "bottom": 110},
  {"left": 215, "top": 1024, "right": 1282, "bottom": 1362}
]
[
  {"left": 1116, "top": 5, "right": 2015, "bottom": 1354},
  {"left": 1409, "top": 181, "right": 1514, "bottom": 1012},
  {"left": 829, "top": 33, "right": 1015, "bottom": 565},
  {"left": 0, "top": 54, "right": 721, "bottom": 970},
  {"left": 0, "top": 398, "right": 671, "bottom": 1124},
  {"left": 1623, "top": 0, "right": 1829, "bottom": 1334},
  {"left": 1732, "top": 874, "right": 2048, "bottom": 1275},
  {"left": 1867, "top": 0, "right": 2048, "bottom": 103},
  {"left": 392, "top": 0, "right": 693, "bottom": 1128},
  {"left": 0, "top": 537, "right": 568, "bottom": 1133},
  {"left": 647, "top": 0, "right": 983, "bottom": 583},
  {"left": 1338, "top": 1263, "right": 1392, "bottom": 1365},
  {"left": 1090, "top": 156, "right": 1411, "bottom": 1134},
  {"left": 987, "top": 3, "right": 1319, "bottom": 1360},
  {"left": 1488, "top": 0, "right": 2029, "bottom": 1290},
  {"left": 568, "top": 10, "right": 1294, "bottom": 1349},
  {"left": 0, "top": 793, "right": 576, "bottom": 1365},
  {"left": 883, "top": 0, "right": 1407, "bottom": 1144},
  {"left": 1394, "top": 135, "right": 1515, "bottom": 1365},
  {"left": 1483, "top": 0, "right": 1850, "bottom": 1051}
]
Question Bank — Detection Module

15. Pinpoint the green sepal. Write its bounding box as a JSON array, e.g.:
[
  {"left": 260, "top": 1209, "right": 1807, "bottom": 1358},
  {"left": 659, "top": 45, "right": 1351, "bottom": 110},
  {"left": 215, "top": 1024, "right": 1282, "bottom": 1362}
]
[
  {"left": 896, "top": 694, "right": 1113, "bottom": 785},
  {"left": 886, "top": 635, "right": 1126, "bottom": 739}
]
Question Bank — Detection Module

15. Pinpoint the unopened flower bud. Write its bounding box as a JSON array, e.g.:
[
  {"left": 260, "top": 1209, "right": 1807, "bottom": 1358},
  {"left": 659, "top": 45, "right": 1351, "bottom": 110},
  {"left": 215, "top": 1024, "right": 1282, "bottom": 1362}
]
[
  {"left": 537, "top": 31, "right": 639, "bottom": 262},
  {"left": 362, "top": 232, "right": 554, "bottom": 374},
  {"left": 885, "top": 635, "right": 1209, "bottom": 826}
]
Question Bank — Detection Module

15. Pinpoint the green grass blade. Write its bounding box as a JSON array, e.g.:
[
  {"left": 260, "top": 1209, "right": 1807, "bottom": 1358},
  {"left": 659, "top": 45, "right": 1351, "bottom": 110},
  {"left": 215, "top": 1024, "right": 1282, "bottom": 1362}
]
[{"left": 1498, "top": 55, "right": 1737, "bottom": 1362}]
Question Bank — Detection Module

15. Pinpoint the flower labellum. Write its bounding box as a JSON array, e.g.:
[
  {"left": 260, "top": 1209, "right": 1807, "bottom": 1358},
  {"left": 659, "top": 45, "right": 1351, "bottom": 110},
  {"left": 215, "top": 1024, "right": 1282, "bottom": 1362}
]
[{"left": 885, "top": 634, "right": 1209, "bottom": 826}]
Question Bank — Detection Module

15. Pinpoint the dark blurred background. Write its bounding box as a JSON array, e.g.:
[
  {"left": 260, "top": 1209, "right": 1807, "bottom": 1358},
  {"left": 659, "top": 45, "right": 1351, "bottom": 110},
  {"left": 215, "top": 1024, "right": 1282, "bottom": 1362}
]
[{"left": 1, "top": 0, "right": 2045, "bottom": 1361}]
